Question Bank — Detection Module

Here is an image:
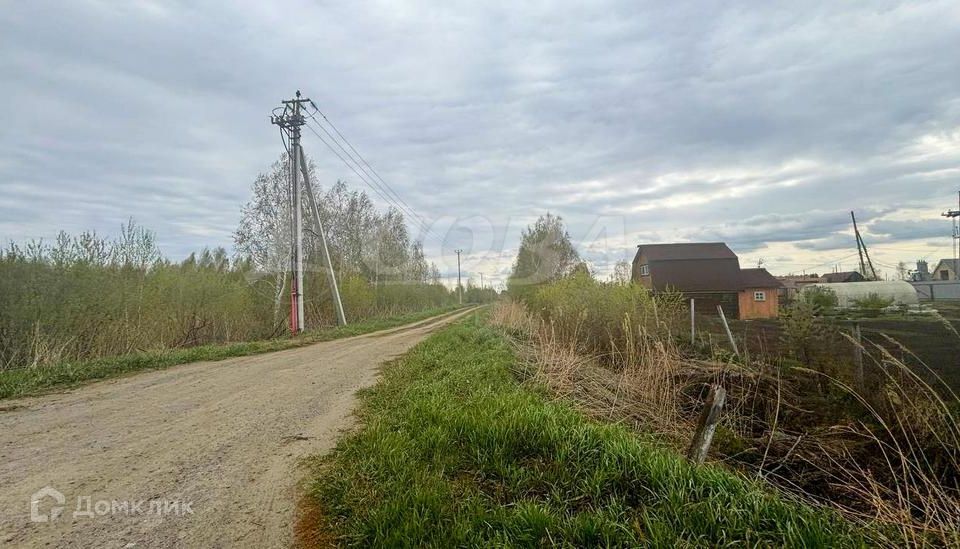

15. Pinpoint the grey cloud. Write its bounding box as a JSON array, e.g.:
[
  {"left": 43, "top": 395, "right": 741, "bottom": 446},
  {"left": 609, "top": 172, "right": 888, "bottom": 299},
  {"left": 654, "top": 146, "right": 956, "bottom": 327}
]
[
  {"left": 794, "top": 234, "right": 871, "bottom": 252},
  {"left": 868, "top": 219, "right": 952, "bottom": 241},
  {"left": 677, "top": 208, "right": 891, "bottom": 253}
]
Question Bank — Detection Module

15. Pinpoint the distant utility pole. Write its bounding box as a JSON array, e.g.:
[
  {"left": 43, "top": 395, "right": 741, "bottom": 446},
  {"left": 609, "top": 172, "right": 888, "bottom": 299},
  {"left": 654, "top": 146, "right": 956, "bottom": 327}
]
[
  {"left": 455, "top": 249, "right": 463, "bottom": 305},
  {"left": 943, "top": 191, "right": 960, "bottom": 281},
  {"left": 480, "top": 272, "right": 484, "bottom": 290},
  {"left": 271, "top": 91, "right": 347, "bottom": 333}
]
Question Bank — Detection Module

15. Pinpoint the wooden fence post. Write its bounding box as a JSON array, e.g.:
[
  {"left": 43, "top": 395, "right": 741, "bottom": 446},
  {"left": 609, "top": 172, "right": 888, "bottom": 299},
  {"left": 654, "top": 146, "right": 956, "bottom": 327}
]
[
  {"left": 690, "top": 298, "right": 696, "bottom": 342},
  {"left": 853, "top": 323, "right": 864, "bottom": 391},
  {"left": 716, "top": 305, "right": 740, "bottom": 358},
  {"left": 687, "top": 384, "right": 726, "bottom": 464}
]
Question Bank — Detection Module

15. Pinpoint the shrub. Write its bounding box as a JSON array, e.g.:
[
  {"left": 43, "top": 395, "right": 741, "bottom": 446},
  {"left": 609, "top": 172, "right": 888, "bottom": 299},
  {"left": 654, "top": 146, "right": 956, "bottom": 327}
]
[
  {"left": 801, "top": 286, "right": 839, "bottom": 313},
  {"left": 851, "top": 292, "right": 894, "bottom": 310},
  {"left": 779, "top": 300, "right": 826, "bottom": 366}
]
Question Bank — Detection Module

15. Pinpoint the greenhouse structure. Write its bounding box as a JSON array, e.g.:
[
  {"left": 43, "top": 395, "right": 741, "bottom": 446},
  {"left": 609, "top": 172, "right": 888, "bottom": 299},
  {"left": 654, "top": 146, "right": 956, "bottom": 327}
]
[{"left": 803, "top": 280, "right": 920, "bottom": 309}]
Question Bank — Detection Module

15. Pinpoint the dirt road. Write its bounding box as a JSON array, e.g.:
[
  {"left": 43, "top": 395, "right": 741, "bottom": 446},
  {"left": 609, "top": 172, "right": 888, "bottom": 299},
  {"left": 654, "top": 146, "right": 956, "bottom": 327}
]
[{"left": 0, "top": 308, "right": 477, "bottom": 548}]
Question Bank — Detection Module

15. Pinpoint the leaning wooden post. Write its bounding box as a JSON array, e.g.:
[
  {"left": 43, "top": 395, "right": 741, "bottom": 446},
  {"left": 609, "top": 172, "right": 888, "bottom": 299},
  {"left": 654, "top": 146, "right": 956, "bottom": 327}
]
[
  {"left": 689, "top": 298, "right": 696, "bottom": 342},
  {"left": 853, "top": 323, "right": 864, "bottom": 391},
  {"left": 716, "top": 305, "right": 740, "bottom": 359},
  {"left": 687, "top": 384, "right": 726, "bottom": 464}
]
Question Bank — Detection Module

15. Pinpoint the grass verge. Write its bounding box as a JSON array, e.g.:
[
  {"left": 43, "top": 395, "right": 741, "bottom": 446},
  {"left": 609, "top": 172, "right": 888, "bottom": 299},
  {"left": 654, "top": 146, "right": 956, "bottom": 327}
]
[
  {"left": 0, "top": 305, "right": 463, "bottom": 401},
  {"left": 306, "top": 316, "right": 867, "bottom": 547}
]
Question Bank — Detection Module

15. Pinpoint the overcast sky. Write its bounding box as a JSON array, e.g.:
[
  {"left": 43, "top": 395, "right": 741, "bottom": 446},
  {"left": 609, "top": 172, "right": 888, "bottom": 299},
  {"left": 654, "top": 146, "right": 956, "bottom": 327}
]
[{"left": 2, "top": 1, "right": 959, "bottom": 287}]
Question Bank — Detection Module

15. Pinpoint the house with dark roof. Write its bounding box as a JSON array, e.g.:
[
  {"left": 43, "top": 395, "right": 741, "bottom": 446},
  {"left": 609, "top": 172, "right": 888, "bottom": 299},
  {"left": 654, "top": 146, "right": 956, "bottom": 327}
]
[
  {"left": 631, "top": 242, "right": 781, "bottom": 319},
  {"left": 820, "top": 271, "right": 865, "bottom": 283}
]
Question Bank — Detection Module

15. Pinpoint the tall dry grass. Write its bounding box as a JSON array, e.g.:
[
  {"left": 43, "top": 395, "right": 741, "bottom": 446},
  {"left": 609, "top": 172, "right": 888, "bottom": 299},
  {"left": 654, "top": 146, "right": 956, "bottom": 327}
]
[
  {"left": 490, "top": 276, "right": 960, "bottom": 547},
  {"left": 500, "top": 274, "right": 691, "bottom": 439},
  {"left": 794, "top": 334, "right": 960, "bottom": 546}
]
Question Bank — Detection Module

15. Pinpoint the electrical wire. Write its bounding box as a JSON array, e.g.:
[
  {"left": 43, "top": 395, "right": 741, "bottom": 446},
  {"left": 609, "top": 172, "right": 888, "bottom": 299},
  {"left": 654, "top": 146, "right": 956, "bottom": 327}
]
[
  {"left": 306, "top": 103, "right": 430, "bottom": 231},
  {"left": 301, "top": 113, "right": 431, "bottom": 235},
  {"left": 771, "top": 251, "right": 860, "bottom": 271},
  {"left": 279, "top": 128, "right": 290, "bottom": 155},
  {"left": 300, "top": 118, "right": 432, "bottom": 236},
  {"left": 300, "top": 117, "right": 421, "bottom": 229}
]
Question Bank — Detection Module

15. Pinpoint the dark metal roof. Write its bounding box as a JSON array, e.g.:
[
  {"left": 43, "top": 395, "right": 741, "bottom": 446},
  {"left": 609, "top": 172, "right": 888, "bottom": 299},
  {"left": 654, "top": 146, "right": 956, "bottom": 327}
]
[
  {"left": 633, "top": 243, "right": 782, "bottom": 292},
  {"left": 646, "top": 258, "right": 743, "bottom": 292},
  {"left": 633, "top": 243, "right": 741, "bottom": 292},
  {"left": 776, "top": 275, "right": 821, "bottom": 290},
  {"left": 740, "top": 268, "right": 782, "bottom": 289},
  {"left": 820, "top": 271, "right": 865, "bottom": 283},
  {"left": 635, "top": 242, "right": 737, "bottom": 262}
]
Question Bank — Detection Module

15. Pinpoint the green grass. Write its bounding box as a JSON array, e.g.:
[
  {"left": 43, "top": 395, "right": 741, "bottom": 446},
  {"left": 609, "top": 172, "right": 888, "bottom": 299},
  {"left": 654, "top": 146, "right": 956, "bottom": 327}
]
[
  {"left": 0, "top": 305, "right": 463, "bottom": 401},
  {"left": 308, "top": 317, "right": 867, "bottom": 547}
]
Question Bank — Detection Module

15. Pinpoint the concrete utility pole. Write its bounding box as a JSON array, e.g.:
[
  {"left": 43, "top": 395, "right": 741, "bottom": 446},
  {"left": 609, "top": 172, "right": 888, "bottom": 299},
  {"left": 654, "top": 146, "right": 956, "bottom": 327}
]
[
  {"left": 455, "top": 249, "right": 463, "bottom": 305},
  {"left": 850, "top": 211, "right": 877, "bottom": 280},
  {"left": 272, "top": 91, "right": 347, "bottom": 333},
  {"left": 299, "top": 147, "right": 347, "bottom": 326},
  {"left": 271, "top": 92, "right": 307, "bottom": 334},
  {"left": 943, "top": 191, "right": 960, "bottom": 280}
]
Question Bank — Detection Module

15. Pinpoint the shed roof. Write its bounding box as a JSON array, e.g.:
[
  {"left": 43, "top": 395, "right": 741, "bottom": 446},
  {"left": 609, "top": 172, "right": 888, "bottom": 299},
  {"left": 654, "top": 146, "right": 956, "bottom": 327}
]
[
  {"left": 821, "top": 271, "right": 865, "bottom": 283},
  {"left": 776, "top": 275, "right": 821, "bottom": 290},
  {"left": 740, "top": 268, "right": 782, "bottom": 289},
  {"left": 636, "top": 242, "right": 737, "bottom": 262}
]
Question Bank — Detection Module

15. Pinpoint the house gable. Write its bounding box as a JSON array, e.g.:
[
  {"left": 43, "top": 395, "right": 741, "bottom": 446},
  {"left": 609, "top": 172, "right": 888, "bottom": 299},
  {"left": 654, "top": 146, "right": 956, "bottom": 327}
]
[
  {"left": 632, "top": 243, "right": 741, "bottom": 292},
  {"left": 932, "top": 259, "right": 958, "bottom": 280}
]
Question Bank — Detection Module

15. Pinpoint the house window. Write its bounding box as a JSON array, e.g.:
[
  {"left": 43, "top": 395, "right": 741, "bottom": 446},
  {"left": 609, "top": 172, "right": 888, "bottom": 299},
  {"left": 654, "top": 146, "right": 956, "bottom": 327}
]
[
  {"left": 942, "top": 270, "right": 950, "bottom": 281},
  {"left": 754, "top": 291, "right": 766, "bottom": 302},
  {"left": 639, "top": 264, "right": 649, "bottom": 276}
]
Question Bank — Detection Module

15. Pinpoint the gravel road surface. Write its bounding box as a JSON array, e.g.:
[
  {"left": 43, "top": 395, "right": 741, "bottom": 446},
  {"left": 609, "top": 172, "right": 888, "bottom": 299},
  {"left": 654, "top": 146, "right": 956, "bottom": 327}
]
[{"left": 0, "top": 308, "right": 476, "bottom": 547}]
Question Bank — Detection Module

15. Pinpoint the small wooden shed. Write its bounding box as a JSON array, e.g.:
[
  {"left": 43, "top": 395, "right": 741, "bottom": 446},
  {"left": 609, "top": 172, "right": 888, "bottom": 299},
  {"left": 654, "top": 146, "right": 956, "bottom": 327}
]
[{"left": 738, "top": 268, "right": 781, "bottom": 319}]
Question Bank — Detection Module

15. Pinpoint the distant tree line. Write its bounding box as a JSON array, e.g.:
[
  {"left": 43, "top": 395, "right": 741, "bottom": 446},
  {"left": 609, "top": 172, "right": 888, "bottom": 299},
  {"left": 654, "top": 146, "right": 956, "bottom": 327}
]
[{"left": 0, "top": 154, "right": 492, "bottom": 370}]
